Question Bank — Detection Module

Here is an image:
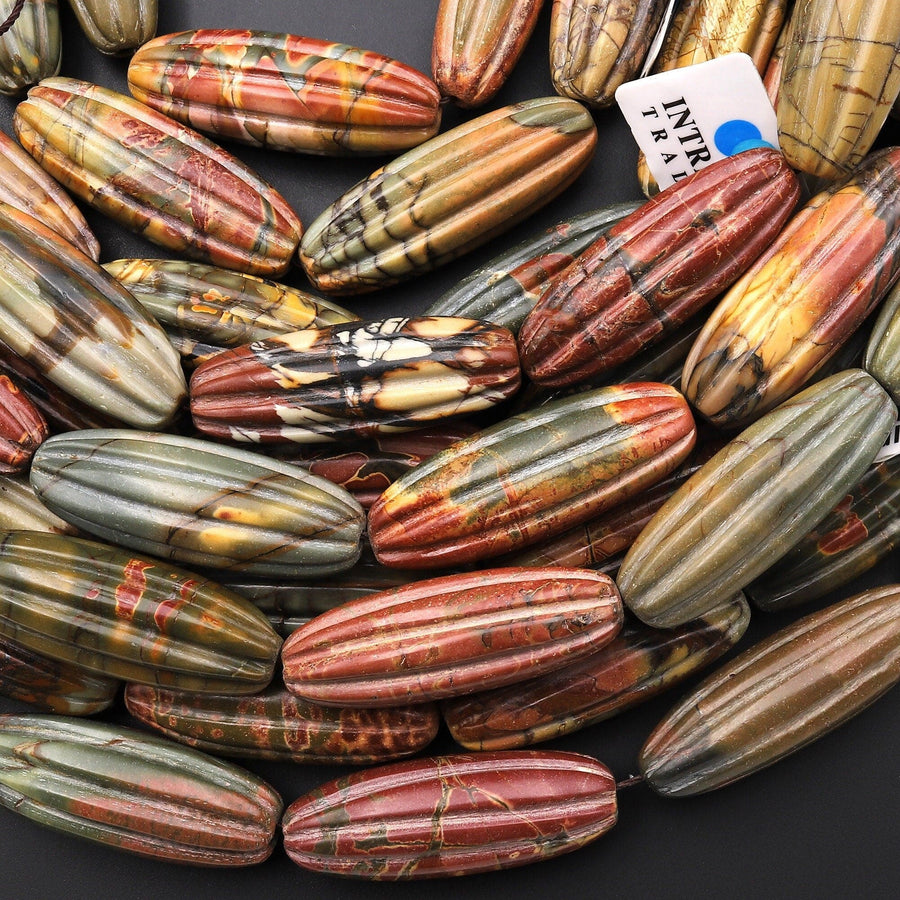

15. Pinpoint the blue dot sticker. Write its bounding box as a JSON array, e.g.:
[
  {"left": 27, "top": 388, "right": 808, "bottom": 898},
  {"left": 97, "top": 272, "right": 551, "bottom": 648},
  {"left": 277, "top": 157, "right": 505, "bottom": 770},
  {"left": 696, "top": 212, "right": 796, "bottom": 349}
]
[{"left": 714, "top": 119, "right": 775, "bottom": 156}]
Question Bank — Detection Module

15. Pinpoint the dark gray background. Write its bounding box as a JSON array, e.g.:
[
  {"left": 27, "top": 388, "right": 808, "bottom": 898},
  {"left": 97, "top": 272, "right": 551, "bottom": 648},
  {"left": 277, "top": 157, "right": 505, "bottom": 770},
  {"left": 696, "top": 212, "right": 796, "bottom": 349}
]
[{"left": 1, "top": 2, "right": 899, "bottom": 898}]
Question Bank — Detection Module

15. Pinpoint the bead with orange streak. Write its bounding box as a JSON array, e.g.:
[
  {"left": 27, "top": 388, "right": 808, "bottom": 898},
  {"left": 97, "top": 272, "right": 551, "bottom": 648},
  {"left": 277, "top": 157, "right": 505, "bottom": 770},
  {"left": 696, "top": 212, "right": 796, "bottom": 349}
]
[
  {"left": 432, "top": 0, "right": 545, "bottom": 107},
  {"left": 683, "top": 146, "right": 900, "bottom": 431},
  {"left": 368, "top": 381, "right": 696, "bottom": 569},
  {"left": 128, "top": 29, "right": 441, "bottom": 154}
]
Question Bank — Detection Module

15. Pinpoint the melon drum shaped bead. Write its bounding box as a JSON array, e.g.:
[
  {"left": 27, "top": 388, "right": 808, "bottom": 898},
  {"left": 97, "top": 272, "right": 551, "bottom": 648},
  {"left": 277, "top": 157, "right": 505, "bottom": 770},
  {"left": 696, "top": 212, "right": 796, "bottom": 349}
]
[
  {"left": 617, "top": 369, "right": 897, "bottom": 629},
  {"left": 0, "top": 476, "right": 76, "bottom": 534},
  {"left": 549, "top": 0, "right": 668, "bottom": 108},
  {"left": 0, "top": 0, "right": 60, "bottom": 95},
  {"left": 104, "top": 258, "right": 358, "bottom": 368},
  {"left": 298, "top": 96, "right": 598, "bottom": 294},
  {"left": 67, "top": 0, "right": 157, "bottom": 55},
  {"left": 29, "top": 430, "right": 365, "bottom": 577},
  {"left": 639, "top": 584, "right": 900, "bottom": 797},
  {"left": 0, "top": 130, "right": 99, "bottom": 259},
  {"left": 776, "top": 0, "right": 900, "bottom": 180},
  {"left": 128, "top": 29, "right": 442, "bottom": 154},
  {"left": 431, "top": 0, "right": 545, "bottom": 107},
  {"left": 124, "top": 682, "right": 441, "bottom": 764},
  {"left": 13, "top": 77, "right": 302, "bottom": 277},
  {"left": 682, "top": 146, "right": 900, "bottom": 431},
  {"left": 0, "top": 530, "right": 282, "bottom": 693},
  {"left": 0, "top": 715, "right": 282, "bottom": 865},
  {"left": 280, "top": 567, "right": 624, "bottom": 707},
  {"left": 281, "top": 750, "right": 618, "bottom": 878},
  {"left": 189, "top": 316, "right": 522, "bottom": 444},
  {"left": 0, "top": 203, "right": 186, "bottom": 429},
  {"left": 368, "top": 381, "right": 697, "bottom": 569},
  {"left": 518, "top": 148, "right": 801, "bottom": 389}
]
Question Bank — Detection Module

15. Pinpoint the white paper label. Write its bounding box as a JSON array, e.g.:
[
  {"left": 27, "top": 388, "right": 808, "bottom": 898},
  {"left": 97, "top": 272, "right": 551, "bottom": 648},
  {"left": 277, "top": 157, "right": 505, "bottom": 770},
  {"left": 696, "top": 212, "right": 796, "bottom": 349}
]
[
  {"left": 615, "top": 53, "right": 780, "bottom": 191},
  {"left": 874, "top": 417, "right": 900, "bottom": 463}
]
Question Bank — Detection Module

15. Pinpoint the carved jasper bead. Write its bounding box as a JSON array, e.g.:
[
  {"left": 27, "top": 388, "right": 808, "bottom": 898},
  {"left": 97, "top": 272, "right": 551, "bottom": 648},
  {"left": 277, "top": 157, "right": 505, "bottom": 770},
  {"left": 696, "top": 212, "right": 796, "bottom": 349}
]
[
  {"left": 0, "top": 635, "right": 119, "bottom": 715},
  {"left": 432, "top": 0, "right": 545, "bottom": 107},
  {"left": 14, "top": 77, "right": 302, "bottom": 277},
  {"left": 0, "top": 129, "right": 98, "bottom": 259},
  {"left": 104, "top": 258, "right": 357, "bottom": 368},
  {"left": 369, "top": 381, "right": 696, "bottom": 569},
  {"left": 864, "top": 277, "right": 900, "bottom": 406},
  {"left": 124, "top": 682, "right": 440, "bottom": 764},
  {"left": 282, "top": 567, "right": 623, "bottom": 706},
  {"left": 640, "top": 584, "right": 900, "bottom": 796},
  {"left": 0, "top": 203, "right": 185, "bottom": 429},
  {"left": 444, "top": 596, "right": 750, "bottom": 750},
  {"left": 683, "top": 147, "right": 900, "bottom": 430},
  {"left": 425, "top": 201, "right": 639, "bottom": 333},
  {"left": 549, "top": 0, "right": 668, "bottom": 107},
  {"left": 777, "top": 0, "right": 900, "bottom": 180},
  {"left": 518, "top": 148, "right": 800, "bottom": 389},
  {"left": 128, "top": 29, "right": 441, "bottom": 154},
  {"left": 0, "top": 0, "right": 60, "bottom": 94},
  {"left": 299, "top": 96, "right": 597, "bottom": 293},
  {"left": 30, "top": 430, "right": 365, "bottom": 577},
  {"left": 189, "top": 316, "right": 521, "bottom": 443},
  {"left": 618, "top": 370, "right": 897, "bottom": 628},
  {"left": 0, "top": 715, "right": 281, "bottom": 865},
  {"left": 0, "top": 530, "right": 281, "bottom": 693},
  {"left": 0, "top": 374, "right": 47, "bottom": 474},
  {"left": 68, "top": 1, "right": 156, "bottom": 55},
  {"left": 282, "top": 750, "right": 617, "bottom": 878}
]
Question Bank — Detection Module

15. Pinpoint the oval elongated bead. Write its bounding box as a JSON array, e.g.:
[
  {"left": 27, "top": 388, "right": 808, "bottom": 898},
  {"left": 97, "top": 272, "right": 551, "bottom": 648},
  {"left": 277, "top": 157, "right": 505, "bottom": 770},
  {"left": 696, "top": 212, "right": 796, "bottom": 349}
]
[
  {"left": 503, "top": 438, "right": 719, "bottom": 571},
  {"left": 29, "top": 430, "right": 364, "bottom": 577},
  {"left": 282, "top": 567, "right": 623, "bottom": 706},
  {"left": 128, "top": 29, "right": 441, "bottom": 154},
  {"left": 424, "top": 201, "right": 639, "bottom": 333},
  {"left": 776, "top": 0, "right": 900, "bottom": 180},
  {"left": 518, "top": 148, "right": 801, "bottom": 389},
  {"left": 0, "top": 715, "right": 281, "bottom": 865},
  {"left": 683, "top": 147, "right": 900, "bottom": 430},
  {"left": 617, "top": 370, "right": 897, "bottom": 628},
  {"left": 104, "top": 258, "right": 357, "bottom": 368},
  {"left": 0, "top": 636, "right": 118, "bottom": 715},
  {"left": 14, "top": 77, "right": 302, "bottom": 277},
  {"left": 444, "top": 596, "right": 750, "bottom": 750},
  {"left": 0, "top": 203, "right": 186, "bottom": 429},
  {"left": 0, "top": 130, "right": 98, "bottom": 258},
  {"left": 298, "top": 96, "right": 597, "bottom": 293},
  {"left": 282, "top": 750, "right": 617, "bottom": 878},
  {"left": 640, "top": 584, "right": 900, "bottom": 796},
  {"left": 0, "top": 530, "right": 281, "bottom": 693},
  {"left": 369, "top": 381, "right": 696, "bottom": 569},
  {"left": 0, "top": 374, "right": 47, "bottom": 474},
  {"left": 0, "top": 0, "right": 60, "bottom": 95},
  {"left": 432, "top": 0, "right": 545, "bottom": 107},
  {"left": 189, "top": 316, "right": 521, "bottom": 444},
  {"left": 0, "top": 476, "right": 75, "bottom": 534},
  {"left": 124, "top": 682, "right": 440, "bottom": 764},
  {"left": 549, "top": 0, "right": 668, "bottom": 107},
  {"left": 747, "top": 454, "right": 900, "bottom": 611},
  {"left": 67, "top": 0, "right": 157, "bottom": 55}
]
